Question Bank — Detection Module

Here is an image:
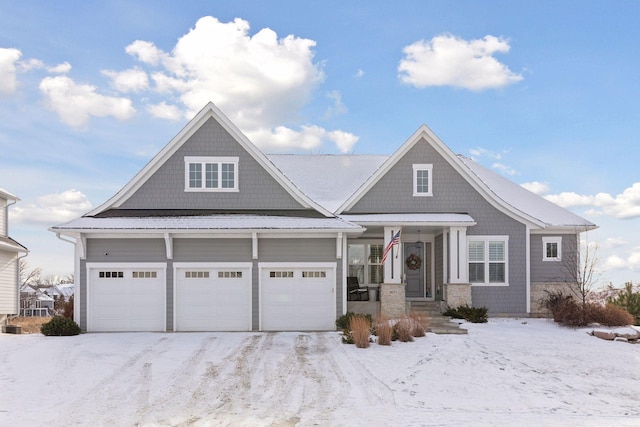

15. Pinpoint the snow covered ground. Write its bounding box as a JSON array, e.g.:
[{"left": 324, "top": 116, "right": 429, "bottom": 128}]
[{"left": 1, "top": 318, "right": 639, "bottom": 426}]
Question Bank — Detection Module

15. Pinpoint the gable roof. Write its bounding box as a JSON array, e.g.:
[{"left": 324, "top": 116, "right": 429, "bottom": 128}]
[
  {"left": 87, "top": 102, "right": 334, "bottom": 218},
  {"left": 0, "top": 187, "right": 18, "bottom": 202},
  {"left": 334, "top": 124, "right": 595, "bottom": 231}
]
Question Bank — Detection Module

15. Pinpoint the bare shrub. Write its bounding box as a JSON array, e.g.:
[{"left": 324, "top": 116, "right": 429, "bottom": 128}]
[
  {"left": 374, "top": 317, "right": 393, "bottom": 346},
  {"left": 593, "top": 304, "right": 634, "bottom": 327},
  {"left": 393, "top": 317, "right": 414, "bottom": 342},
  {"left": 409, "top": 311, "right": 429, "bottom": 337},
  {"left": 349, "top": 315, "right": 371, "bottom": 348}
]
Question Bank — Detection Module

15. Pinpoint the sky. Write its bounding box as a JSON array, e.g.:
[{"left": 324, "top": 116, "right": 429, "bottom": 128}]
[{"left": 1, "top": 1, "right": 639, "bottom": 287}]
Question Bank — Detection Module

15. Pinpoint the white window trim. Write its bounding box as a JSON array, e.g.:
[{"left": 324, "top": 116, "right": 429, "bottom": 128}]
[
  {"left": 413, "top": 164, "right": 433, "bottom": 197},
  {"left": 184, "top": 156, "right": 239, "bottom": 192},
  {"left": 467, "top": 236, "right": 509, "bottom": 287},
  {"left": 542, "top": 236, "right": 562, "bottom": 262}
]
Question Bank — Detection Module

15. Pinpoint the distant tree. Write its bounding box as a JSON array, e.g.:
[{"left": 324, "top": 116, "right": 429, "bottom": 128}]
[
  {"left": 608, "top": 282, "right": 640, "bottom": 325},
  {"left": 19, "top": 259, "right": 42, "bottom": 286}
]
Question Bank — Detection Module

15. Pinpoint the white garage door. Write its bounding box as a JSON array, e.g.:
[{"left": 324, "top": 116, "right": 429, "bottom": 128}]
[
  {"left": 174, "top": 264, "right": 252, "bottom": 331},
  {"left": 88, "top": 264, "right": 166, "bottom": 332},
  {"left": 260, "top": 264, "right": 335, "bottom": 331}
]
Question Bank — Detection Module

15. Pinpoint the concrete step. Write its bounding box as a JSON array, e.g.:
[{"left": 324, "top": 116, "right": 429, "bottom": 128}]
[{"left": 409, "top": 301, "right": 467, "bottom": 334}]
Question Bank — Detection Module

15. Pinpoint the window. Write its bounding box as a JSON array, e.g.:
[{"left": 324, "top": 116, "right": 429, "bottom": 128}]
[
  {"left": 467, "top": 236, "right": 508, "bottom": 285},
  {"left": 185, "top": 156, "right": 238, "bottom": 191},
  {"left": 218, "top": 271, "right": 243, "bottom": 278},
  {"left": 543, "top": 236, "right": 562, "bottom": 261},
  {"left": 302, "top": 271, "right": 327, "bottom": 278},
  {"left": 132, "top": 271, "right": 157, "bottom": 279},
  {"left": 99, "top": 271, "right": 124, "bottom": 278},
  {"left": 270, "top": 271, "right": 294, "bottom": 278},
  {"left": 413, "top": 164, "right": 433, "bottom": 197},
  {"left": 185, "top": 271, "right": 209, "bottom": 278},
  {"left": 348, "top": 243, "right": 384, "bottom": 286}
]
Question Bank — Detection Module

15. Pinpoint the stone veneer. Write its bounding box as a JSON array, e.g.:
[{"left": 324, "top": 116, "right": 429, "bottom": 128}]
[
  {"left": 530, "top": 282, "right": 576, "bottom": 317},
  {"left": 444, "top": 283, "right": 472, "bottom": 308},
  {"left": 380, "top": 283, "right": 407, "bottom": 318}
]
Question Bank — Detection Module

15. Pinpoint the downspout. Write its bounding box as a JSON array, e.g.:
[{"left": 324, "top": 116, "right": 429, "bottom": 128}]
[{"left": 56, "top": 233, "right": 80, "bottom": 324}]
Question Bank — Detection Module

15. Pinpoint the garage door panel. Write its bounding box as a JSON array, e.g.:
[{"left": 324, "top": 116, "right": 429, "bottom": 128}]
[
  {"left": 175, "top": 267, "right": 251, "bottom": 332},
  {"left": 88, "top": 267, "right": 165, "bottom": 332},
  {"left": 261, "top": 266, "right": 335, "bottom": 331}
]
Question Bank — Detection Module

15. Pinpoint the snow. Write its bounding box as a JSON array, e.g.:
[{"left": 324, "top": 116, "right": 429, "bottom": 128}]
[{"left": 1, "top": 319, "right": 639, "bottom": 426}]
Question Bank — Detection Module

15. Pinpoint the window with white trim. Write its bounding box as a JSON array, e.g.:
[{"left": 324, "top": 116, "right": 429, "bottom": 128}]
[
  {"left": 185, "top": 156, "right": 238, "bottom": 192},
  {"left": 99, "top": 271, "right": 124, "bottom": 278},
  {"left": 185, "top": 271, "right": 209, "bottom": 278},
  {"left": 218, "top": 271, "right": 243, "bottom": 278},
  {"left": 468, "top": 236, "right": 508, "bottom": 285},
  {"left": 348, "top": 243, "right": 383, "bottom": 286},
  {"left": 302, "top": 271, "right": 327, "bottom": 278},
  {"left": 543, "top": 236, "right": 562, "bottom": 261},
  {"left": 269, "top": 271, "right": 294, "bottom": 278},
  {"left": 132, "top": 271, "right": 157, "bottom": 279},
  {"left": 413, "top": 164, "right": 433, "bottom": 197}
]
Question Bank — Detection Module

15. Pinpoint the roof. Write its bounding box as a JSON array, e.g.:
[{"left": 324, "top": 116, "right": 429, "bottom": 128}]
[
  {"left": 0, "top": 187, "right": 18, "bottom": 202},
  {"left": 339, "top": 213, "right": 477, "bottom": 227},
  {"left": 0, "top": 236, "right": 28, "bottom": 253},
  {"left": 459, "top": 156, "right": 596, "bottom": 229},
  {"left": 51, "top": 215, "right": 364, "bottom": 233},
  {"left": 268, "top": 154, "right": 387, "bottom": 212}
]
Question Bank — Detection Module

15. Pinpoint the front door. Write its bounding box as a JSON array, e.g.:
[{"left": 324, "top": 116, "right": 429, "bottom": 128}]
[{"left": 404, "top": 242, "right": 424, "bottom": 298}]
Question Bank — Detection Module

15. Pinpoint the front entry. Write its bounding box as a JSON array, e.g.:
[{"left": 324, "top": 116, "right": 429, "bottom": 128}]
[{"left": 404, "top": 242, "right": 433, "bottom": 299}]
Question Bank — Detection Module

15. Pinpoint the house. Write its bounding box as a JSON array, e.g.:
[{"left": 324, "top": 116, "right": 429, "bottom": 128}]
[
  {"left": 0, "top": 188, "right": 28, "bottom": 327},
  {"left": 50, "top": 102, "right": 596, "bottom": 332},
  {"left": 19, "top": 284, "right": 54, "bottom": 316},
  {"left": 47, "top": 283, "right": 75, "bottom": 302}
]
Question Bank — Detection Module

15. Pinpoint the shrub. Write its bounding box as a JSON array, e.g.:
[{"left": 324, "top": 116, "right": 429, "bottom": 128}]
[
  {"left": 374, "top": 317, "right": 393, "bottom": 346},
  {"left": 349, "top": 315, "right": 372, "bottom": 348},
  {"left": 409, "top": 311, "right": 429, "bottom": 337},
  {"left": 443, "top": 305, "right": 488, "bottom": 323},
  {"left": 40, "top": 316, "right": 81, "bottom": 336},
  {"left": 336, "top": 312, "right": 372, "bottom": 330},
  {"left": 592, "top": 304, "right": 634, "bottom": 327},
  {"left": 608, "top": 282, "right": 640, "bottom": 325},
  {"left": 393, "top": 317, "right": 414, "bottom": 342}
]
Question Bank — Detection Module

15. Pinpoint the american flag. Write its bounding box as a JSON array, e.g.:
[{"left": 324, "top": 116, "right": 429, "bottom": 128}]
[{"left": 381, "top": 230, "right": 401, "bottom": 264}]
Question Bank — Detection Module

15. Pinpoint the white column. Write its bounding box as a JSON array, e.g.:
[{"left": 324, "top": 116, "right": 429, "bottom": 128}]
[
  {"left": 383, "top": 227, "right": 402, "bottom": 284},
  {"left": 448, "top": 227, "right": 468, "bottom": 283}
]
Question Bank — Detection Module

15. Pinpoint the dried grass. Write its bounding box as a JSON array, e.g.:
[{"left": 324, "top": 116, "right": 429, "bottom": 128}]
[
  {"left": 9, "top": 316, "right": 51, "bottom": 334},
  {"left": 394, "top": 317, "right": 414, "bottom": 342},
  {"left": 595, "top": 304, "right": 634, "bottom": 326},
  {"left": 349, "top": 315, "right": 372, "bottom": 348},
  {"left": 374, "top": 317, "right": 393, "bottom": 346},
  {"left": 409, "top": 311, "right": 429, "bottom": 337}
]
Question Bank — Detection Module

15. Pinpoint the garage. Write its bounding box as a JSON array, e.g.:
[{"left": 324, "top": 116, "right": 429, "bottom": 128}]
[
  {"left": 174, "top": 263, "right": 252, "bottom": 331},
  {"left": 260, "top": 263, "right": 336, "bottom": 331},
  {"left": 87, "top": 263, "right": 166, "bottom": 332}
]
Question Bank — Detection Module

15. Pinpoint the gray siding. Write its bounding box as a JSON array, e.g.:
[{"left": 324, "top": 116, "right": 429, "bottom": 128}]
[
  {"left": 173, "top": 238, "right": 251, "bottom": 262},
  {"left": 347, "top": 138, "right": 529, "bottom": 314},
  {"left": 0, "top": 250, "right": 17, "bottom": 315},
  {"left": 119, "top": 117, "right": 306, "bottom": 211},
  {"left": 530, "top": 234, "right": 578, "bottom": 282}
]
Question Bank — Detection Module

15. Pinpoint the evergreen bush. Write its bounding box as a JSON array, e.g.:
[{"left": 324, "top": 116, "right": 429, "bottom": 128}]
[
  {"left": 443, "top": 304, "right": 488, "bottom": 323},
  {"left": 40, "top": 316, "right": 81, "bottom": 336}
]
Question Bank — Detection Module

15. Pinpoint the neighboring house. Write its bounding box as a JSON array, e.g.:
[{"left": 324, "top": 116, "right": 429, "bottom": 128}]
[
  {"left": 47, "top": 283, "right": 75, "bottom": 301},
  {"left": 19, "top": 284, "right": 54, "bottom": 316},
  {"left": 0, "top": 188, "right": 28, "bottom": 326},
  {"left": 50, "top": 103, "right": 596, "bottom": 332}
]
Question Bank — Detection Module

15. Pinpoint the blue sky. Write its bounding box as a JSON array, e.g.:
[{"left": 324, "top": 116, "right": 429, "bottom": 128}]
[{"left": 1, "top": 1, "right": 639, "bottom": 286}]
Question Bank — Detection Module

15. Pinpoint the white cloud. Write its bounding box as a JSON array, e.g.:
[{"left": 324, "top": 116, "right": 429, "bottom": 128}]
[
  {"left": 18, "top": 58, "right": 44, "bottom": 72},
  {"left": 491, "top": 162, "right": 517, "bottom": 176},
  {"left": 324, "top": 90, "right": 347, "bottom": 118},
  {"left": 125, "top": 40, "right": 167, "bottom": 67},
  {"left": 147, "top": 101, "right": 182, "bottom": 120},
  {"left": 354, "top": 69, "right": 364, "bottom": 78},
  {"left": 398, "top": 34, "right": 523, "bottom": 90},
  {"left": 521, "top": 181, "right": 549, "bottom": 195},
  {"left": 102, "top": 67, "right": 149, "bottom": 92},
  {"left": 601, "top": 237, "right": 627, "bottom": 249},
  {"left": 39, "top": 76, "right": 136, "bottom": 127},
  {"left": 48, "top": 62, "right": 71, "bottom": 74},
  {"left": 543, "top": 182, "right": 640, "bottom": 219},
  {"left": 604, "top": 247, "right": 640, "bottom": 271},
  {"left": 246, "top": 125, "right": 358, "bottom": 154},
  {"left": 10, "top": 189, "right": 93, "bottom": 225},
  {"left": 0, "top": 47, "right": 22, "bottom": 96}
]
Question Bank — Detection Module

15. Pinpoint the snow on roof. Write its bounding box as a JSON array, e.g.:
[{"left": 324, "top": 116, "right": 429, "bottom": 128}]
[
  {"left": 268, "top": 154, "right": 388, "bottom": 212},
  {"left": 51, "top": 215, "right": 363, "bottom": 232},
  {"left": 459, "top": 156, "right": 596, "bottom": 229},
  {"left": 340, "top": 213, "right": 476, "bottom": 226}
]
